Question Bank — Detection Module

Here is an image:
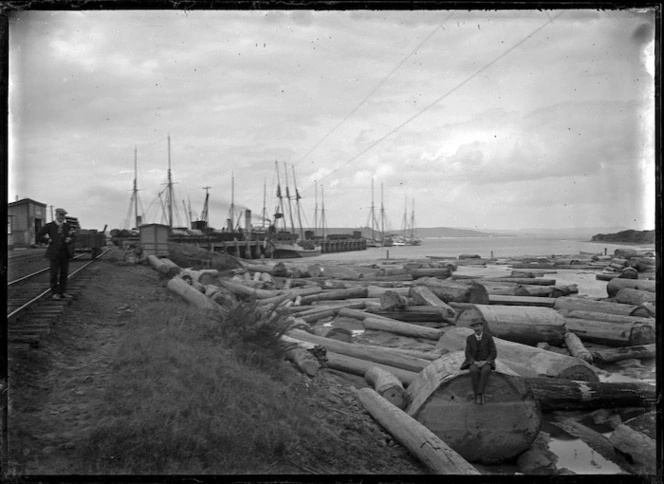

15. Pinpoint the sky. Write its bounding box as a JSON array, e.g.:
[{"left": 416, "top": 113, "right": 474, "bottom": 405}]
[{"left": 7, "top": 8, "right": 656, "bottom": 233}]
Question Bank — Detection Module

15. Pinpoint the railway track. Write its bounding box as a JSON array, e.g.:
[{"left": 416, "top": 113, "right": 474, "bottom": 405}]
[{"left": 7, "top": 248, "right": 110, "bottom": 347}]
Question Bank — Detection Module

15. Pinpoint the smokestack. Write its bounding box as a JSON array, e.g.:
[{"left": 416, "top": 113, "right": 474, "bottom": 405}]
[{"left": 245, "top": 209, "right": 252, "bottom": 236}]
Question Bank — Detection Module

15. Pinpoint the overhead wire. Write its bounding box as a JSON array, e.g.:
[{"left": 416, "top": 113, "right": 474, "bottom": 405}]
[{"left": 301, "top": 11, "right": 565, "bottom": 193}]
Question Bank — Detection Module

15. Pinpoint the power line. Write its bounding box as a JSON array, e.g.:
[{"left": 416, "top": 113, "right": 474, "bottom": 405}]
[
  {"left": 302, "top": 11, "right": 565, "bottom": 193},
  {"left": 292, "top": 13, "right": 456, "bottom": 168}
]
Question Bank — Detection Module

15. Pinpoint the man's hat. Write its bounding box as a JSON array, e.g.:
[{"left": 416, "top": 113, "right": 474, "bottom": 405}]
[
  {"left": 55, "top": 208, "right": 67, "bottom": 215},
  {"left": 469, "top": 321, "right": 484, "bottom": 327}
]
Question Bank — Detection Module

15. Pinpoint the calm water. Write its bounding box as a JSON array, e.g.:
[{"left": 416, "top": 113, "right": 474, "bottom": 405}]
[{"left": 313, "top": 236, "right": 655, "bottom": 262}]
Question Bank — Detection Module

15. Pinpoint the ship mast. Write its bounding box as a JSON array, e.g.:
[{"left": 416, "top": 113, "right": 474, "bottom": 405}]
[
  {"left": 410, "top": 197, "right": 416, "bottom": 240},
  {"left": 370, "top": 178, "right": 376, "bottom": 241},
  {"left": 402, "top": 195, "right": 408, "bottom": 239},
  {"left": 283, "top": 162, "right": 296, "bottom": 237},
  {"left": 167, "top": 134, "right": 173, "bottom": 229},
  {"left": 262, "top": 180, "right": 268, "bottom": 228},
  {"left": 229, "top": 172, "right": 235, "bottom": 231},
  {"left": 133, "top": 146, "right": 139, "bottom": 228},
  {"left": 320, "top": 185, "right": 327, "bottom": 240},
  {"left": 292, "top": 165, "right": 305, "bottom": 241},
  {"left": 314, "top": 180, "right": 318, "bottom": 237},
  {"left": 274, "top": 161, "right": 286, "bottom": 231},
  {"left": 380, "top": 183, "right": 386, "bottom": 243},
  {"left": 201, "top": 186, "right": 211, "bottom": 227}
]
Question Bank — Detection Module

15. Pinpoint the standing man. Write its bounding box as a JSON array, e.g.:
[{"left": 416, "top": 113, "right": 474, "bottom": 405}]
[
  {"left": 37, "top": 208, "right": 76, "bottom": 300},
  {"left": 460, "top": 320, "right": 497, "bottom": 405}
]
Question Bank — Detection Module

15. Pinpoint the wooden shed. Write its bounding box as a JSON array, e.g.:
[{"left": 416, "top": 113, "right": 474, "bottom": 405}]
[
  {"left": 7, "top": 198, "right": 48, "bottom": 248},
  {"left": 140, "top": 223, "right": 170, "bottom": 257}
]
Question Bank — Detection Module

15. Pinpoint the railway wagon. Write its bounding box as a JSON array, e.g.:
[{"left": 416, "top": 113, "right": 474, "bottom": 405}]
[{"left": 74, "top": 225, "right": 107, "bottom": 259}]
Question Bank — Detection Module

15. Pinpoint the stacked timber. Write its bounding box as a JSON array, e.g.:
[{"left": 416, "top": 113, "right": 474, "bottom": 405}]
[
  {"left": 405, "top": 351, "right": 542, "bottom": 464},
  {"left": 454, "top": 304, "right": 566, "bottom": 346},
  {"left": 436, "top": 327, "right": 599, "bottom": 381}
]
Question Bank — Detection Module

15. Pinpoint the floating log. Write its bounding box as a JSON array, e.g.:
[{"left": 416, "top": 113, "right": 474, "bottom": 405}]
[
  {"left": 287, "top": 329, "right": 429, "bottom": 373},
  {"left": 553, "top": 296, "right": 649, "bottom": 317},
  {"left": 436, "top": 327, "right": 599, "bottom": 381},
  {"left": 615, "top": 287, "right": 657, "bottom": 306},
  {"left": 409, "top": 286, "right": 457, "bottom": 321},
  {"left": 563, "top": 332, "right": 593, "bottom": 363},
  {"left": 514, "top": 285, "right": 553, "bottom": 297},
  {"left": 300, "top": 287, "right": 369, "bottom": 304},
  {"left": 325, "top": 352, "right": 417, "bottom": 386},
  {"left": 566, "top": 309, "right": 654, "bottom": 325},
  {"left": 411, "top": 277, "right": 490, "bottom": 304},
  {"left": 167, "top": 277, "right": 219, "bottom": 311},
  {"left": 405, "top": 351, "right": 542, "bottom": 464},
  {"left": 364, "top": 367, "right": 408, "bottom": 409},
  {"left": 525, "top": 377, "right": 656, "bottom": 411},
  {"left": 355, "top": 388, "right": 480, "bottom": 474},
  {"left": 455, "top": 304, "right": 566, "bottom": 346},
  {"left": 363, "top": 317, "right": 444, "bottom": 340},
  {"left": 564, "top": 317, "right": 655, "bottom": 347},
  {"left": 407, "top": 268, "right": 452, "bottom": 280},
  {"left": 488, "top": 294, "right": 556, "bottom": 307},
  {"left": 606, "top": 278, "right": 656, "bottom": 298},
  {"left": 485, "top": 277, "right": 556, "bottom": 286},
  {"left": 591, "top": 344, "right": 656, "bottom": 363},
  {"left": 380, "top": 290, "right": 409, "bottom": 311},
  {"left": 608, "top": 424, "right": 657, "bottom": 475},
  {"left": 549, "top": 419, "right": 640, "bottom": 475}
]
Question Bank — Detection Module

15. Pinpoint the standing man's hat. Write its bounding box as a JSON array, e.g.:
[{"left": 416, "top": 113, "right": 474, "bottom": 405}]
[
  {"left": 469, "top": 321, "right": 484, "bottom": 327},
  {"left": 55, "top": 208, "right": 68, "bottom": 215}
]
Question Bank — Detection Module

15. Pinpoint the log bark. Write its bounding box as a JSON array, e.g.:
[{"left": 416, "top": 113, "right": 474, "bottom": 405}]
[
  {"left": 591, "top": 344, "right": 656, "bottom": 364},
  {"left": 299, "top": 308, "right": 338, "bottom": 323},
  {"left": 310, "top": 326, "right": 353, "bottom": 342},
  {"left": 407, "top": 268, "right": 453, "bottom": 280},
  {"left": 405, "top": 351, "right": 542, "bottom": 464},
  {"left": 553, "top": 296, "right": 649, "bottom": 317},
  {"left": 409, "top": 286, "right": 457, "bottom": 321},
  {"left": 355, "top": 388, "right": 480, "bottom": 474},
  {"left": 513, "top": 285, "right": 553, "bottom": 297},
  {"left": 550, "top": 284, "right": 579, "bottom": 298},
  {"left": 563, "top": 332, "right": 593, "bottom": 363},
  {"left": 325, "top": 352, "right": 418, "bottom": 385},
  {"left": 615, "top": 287, "right": 657, "bottom": 305},
  {"left": 300, "top": 286, "right": 369, "bottom": 304},
  {"left": 488, "top": 294, "right": 556, "bottom": 307},
  {"left": 549, "top": 419, "right": 640, "bottom": 475},
  {"left": 147, "top": 255, "right": 182, "bottom": 278},
  {"left": 485, "top": 277, "right": 556, "bottom": 286},
  {"left": 566, "top": 310, "right": 654, "bottom": 325},
  {"left": 608, "top": 424, "right": 657, "bottom": 475},
  {"left": 564, "top": 317, "right": 655, "bottom": 346},
  {"left": 288, "top": 329, "right": 430, "bottom": 372},
  {"left": 436, "top": 327, "right": 599, "bottom": 382},
  {"left": 218, "top": 279, "right": 279, "bottom": 299},
  {"left": 284, "top": 347, "right": 320, "bottom": 376},
  {"left": 455, "top": 304, "right": 566, "bottom": 346},
  {"left": 367, "top": 308, "right": 446, "bottom": 323},
  {"left": 364, "top": 367, "right": 408, "bottom": 409},
  {"left": 525, "top": 377, "right": 656, "bottom": 411},
  {"left": 363, "top": 317, "right": 444, "bottom": 340},
  {"left": 411, "top": 277, "right": 490, "bottom": 304},
  {"left": 167, "top": 277, "right": 219, "bottom": 311},
  {"left": 606, "top": 278, "right": 656, "bottom": 298},
  {"left": 366, "top": 286, "right": 411, "bottom": 298}
]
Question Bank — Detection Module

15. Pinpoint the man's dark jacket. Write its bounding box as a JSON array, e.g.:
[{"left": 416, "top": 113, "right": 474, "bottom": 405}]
[
  {"left": 460, "top": 331, "right": 497, "bottom": 370},
  {"left": 37, "top": 221, "right": 75, "bottom": 259}
]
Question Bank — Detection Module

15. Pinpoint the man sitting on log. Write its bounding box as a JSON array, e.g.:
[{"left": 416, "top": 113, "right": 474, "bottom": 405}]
[{"left": 460, "top": 320, "right": 497, "bottom": 405}]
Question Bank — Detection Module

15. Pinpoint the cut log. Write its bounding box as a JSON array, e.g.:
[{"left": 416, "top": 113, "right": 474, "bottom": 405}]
[
  {"left": 516, "top": 432, "right": 559, "bottom": 475},
  {"left": 596, "top": 272, "right": 620, "bottom": 281},
  {"left": 549, "top": 284, "right": 579, "bottom": 298},
  {"left": 284, "top": 347, "right": 320, "bottom": 376},
  {"left": 355, "top": 388, "right": 480, "bottom": 474},
  {"left": 364, "top": 367, "right": 408, "bottom": 409},
  {"left": 524, "top": 377, "right": 656, "bottom": 411},
  {"left": 608, "top": 424, "right": 656, "bottom": 475},
  {"left": 366, "top": 286, "right": 410, "bottom": 298},
  {"left": 563, "top": 332, "right": 593, "bottom": 363},
  {"left": 299, "top": 308, "right": 338, "bottom": 323},
  {"left": 218, "top": 279, "right": 278, "bottom": 299},
  {"left": 623, "top": 410, "right": 656, "bottom": 440},
  {"left": 615, "top": 287, "right": 657, "bottom": 305},
  {"left": 167, "top": 277, "right": 219, "bottom": 311},
  {"left": 147, "top": 255, "right": 182, "bottom": 278},
  {"left": 411, "top": 278, "right": 490, "bottom": 304},
  {"left": 606, "top": 278, "right": 656, "bottom": 297},
  {"left": 591, "top": 344, "right": 656, "bottom": 363},
  {"left": 409, "top": 286, "right": 457, "bottom": 321},
  {"left": 379, "top": 290, "right": 409, "bottom": 311},
  {"left": 549, "top": 419, "right": 640, "bottom": 475},
  {"left": 363, "top": 317, "right": 444, "bottom": 340},
  {"left": 566, "top": 310, "right": 654, "bottom": 325},
  {"left": 513, "top": 285, "right": 553, "bottom": 297},
  {"left": 436, "top": 327, "right": 599, "bottom": 382},
  {"left": 480, "top": 282, "right": 520, "bottom": 296},
  {"left": 405, "top": 351, "right": 542, "bottom": 464},
  {"left": 407, "top": 268, "right": 452, "bottom": 280},
  {"left": 455, "top": 304, "right": 566, "bottom": 346},
  {"left": 367, "top": 309, "right": 446, "bottom": 323},
  {"left": 485, "top": 277, "right": 556, "bottom": 286},
  {"left": 553, "top": 296, "right": 649, "bottom": 317},
  {"left": 564, "top": 317, "right": 655, "bottom": 347},
  {"left": 488, "top": 294, "right": 556, "bottom": 307},
  {"left": 325, "top": 352, "right": 418, "bottom": 386},
  {"left": 287, "top": 329, "right": 430, "bottom": 373},
  {"left": 300, "top": 287, "right": 369, "bottom": 304},
  {"left": 310, "top": 326, "right": 353, "bottom": 342}
]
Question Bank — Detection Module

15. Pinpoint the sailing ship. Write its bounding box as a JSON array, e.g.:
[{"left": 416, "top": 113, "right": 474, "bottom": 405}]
[{"left": 265, "top": 161, "right": 322, "bottom": 258}]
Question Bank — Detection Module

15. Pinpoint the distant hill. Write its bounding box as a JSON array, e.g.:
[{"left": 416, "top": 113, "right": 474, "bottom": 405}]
[
  {"left": 337, "top": 226, "right": 496, "bottom": 238},
  {"left": 591, "top": 229, "right": 655, "bottom": 244},
  {"left": 483, "top": 226, "right": 631, "bottom": 238}
]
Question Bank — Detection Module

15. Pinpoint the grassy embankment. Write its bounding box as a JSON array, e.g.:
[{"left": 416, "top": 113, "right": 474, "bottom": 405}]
[{"left": 80, "top": 298, "right": 325, "bottom": 474}]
